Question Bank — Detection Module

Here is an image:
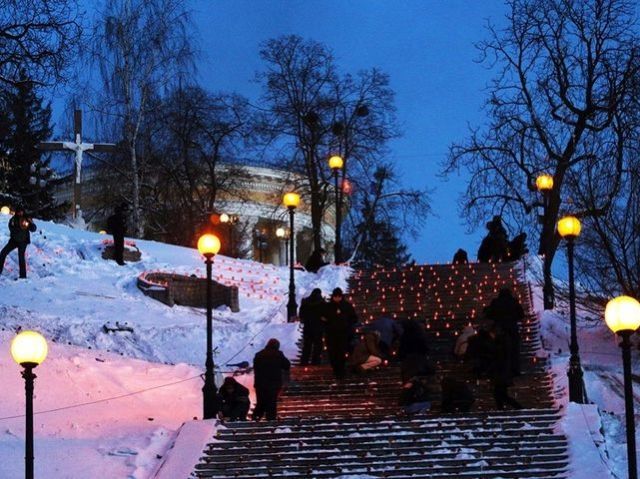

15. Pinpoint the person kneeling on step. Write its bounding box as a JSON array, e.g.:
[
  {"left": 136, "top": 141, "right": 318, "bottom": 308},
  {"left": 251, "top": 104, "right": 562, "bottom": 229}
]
[
  {"left": 349, "top": 330, "right": 383, "bottom": 373},
  {"left": 218, "top": 377, "right": 250, "bottom": 421}
]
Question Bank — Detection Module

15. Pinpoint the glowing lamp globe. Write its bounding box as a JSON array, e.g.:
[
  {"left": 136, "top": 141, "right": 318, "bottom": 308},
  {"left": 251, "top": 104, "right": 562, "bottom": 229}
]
[
  {"left": 0, "top": 206, "right": 10, "bottom": 215},
  {"left": 276, "top": 227, "right": 286, "bottom": 238},
  {"left": 329, "top": 155, "right": 344, "bottom": 170},
  {"left": 98, "top": 230, "right": 107, "bottom": 235},
  {"left": 11, "top": 331, "right": 48, "bottom": 367},
  {"left": 605, "top": 296, "right": 640, "bottom": 334},
  {"left": 219, "top": 213, "right": 230, "bottom": 224},
  {"left": 536, "top": 174, "right": 554, "bottom": 192},
  {"left": 197, "top": 234, "right": 221, "bottom": 257},
  {"left": 283, "top": 192, "right": 301, "bottom": 209},
  {"left": 557, "top": 216, "right": 581, "bottom": 238}
]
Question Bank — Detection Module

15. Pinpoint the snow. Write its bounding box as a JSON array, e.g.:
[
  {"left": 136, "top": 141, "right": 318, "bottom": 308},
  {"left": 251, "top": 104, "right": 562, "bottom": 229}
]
[
  {"left": 154, "top": 420, "right": 217, "bottom": 479},
  {"left": 0, "top": 218, "right": 349, "bottom": 479}
]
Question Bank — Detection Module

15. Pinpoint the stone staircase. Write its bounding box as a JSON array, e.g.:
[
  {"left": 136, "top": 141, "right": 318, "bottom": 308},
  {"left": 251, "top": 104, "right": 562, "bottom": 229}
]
[{"left": 191, "top": 260, "right": 568, "bottom": 479}]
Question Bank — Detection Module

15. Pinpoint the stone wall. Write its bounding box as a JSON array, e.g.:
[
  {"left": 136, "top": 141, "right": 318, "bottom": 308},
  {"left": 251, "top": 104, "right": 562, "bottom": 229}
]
[{"left": 137, "top": 272, "right": 240, "bottom": 312}]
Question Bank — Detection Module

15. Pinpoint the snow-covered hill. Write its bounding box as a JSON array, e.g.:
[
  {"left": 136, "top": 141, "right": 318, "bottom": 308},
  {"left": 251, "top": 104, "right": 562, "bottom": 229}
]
[{"left": 0, "top": 218, "right": 349, "bottom": 478}]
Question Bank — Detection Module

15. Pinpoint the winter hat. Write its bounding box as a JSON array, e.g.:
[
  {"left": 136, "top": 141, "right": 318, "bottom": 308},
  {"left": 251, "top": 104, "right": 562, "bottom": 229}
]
[
  {"left": 332, "top": 287, "right": 343, "bottom": 297},
  {"left": 266, "top": 338, "right": 280, "bottom": 350}
]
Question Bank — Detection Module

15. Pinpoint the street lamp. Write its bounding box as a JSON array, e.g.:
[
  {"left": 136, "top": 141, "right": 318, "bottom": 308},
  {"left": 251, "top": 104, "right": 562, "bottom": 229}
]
[
  {"left": 1, "top": 205, "right": 10, "bottom": 215},
  {"left": 283, "top": 192, "right": 300, "bottom": 321},
  {"left": 536, "top": 173, "right": 555, "bottom": 310},
  {"left": 329, "top": 155, "right": 344, "bottom": 263},
  {"left": 11, "top": 330, "right": 48, "bottom": 479},
  {"left": 197, "top": 233, "right": 221, "bottom": 420},
  {"left": 557, "top": 215, "right": 585, "bottom": 403},
  {"left": 605, "top": 295, "right": 640, "bottom": 479}
]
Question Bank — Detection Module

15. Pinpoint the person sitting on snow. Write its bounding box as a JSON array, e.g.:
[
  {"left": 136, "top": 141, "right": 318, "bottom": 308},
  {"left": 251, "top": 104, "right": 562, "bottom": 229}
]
[
  {"left": 218, "top": 376, "right": 250, "bottom": 421},
  {"left": 0, "top": 207, "right": 37, "bottom": 279}
]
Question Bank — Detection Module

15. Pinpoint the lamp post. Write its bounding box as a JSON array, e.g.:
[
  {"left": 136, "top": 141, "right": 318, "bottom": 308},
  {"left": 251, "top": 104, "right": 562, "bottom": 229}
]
[
  {"left": 557, "top": 215, "right": 585, "bottom": 403},
  {"left": 283, "top": 192, "right": 300, "bottom": 321},
  {"left": 536, "top": 173, "right": 555, "bottom": 310},
  {"left": 1, "top": 205, "right": 10, "bottom": 215},
  {"left": 329, "top": 155, "right": 344, "bottom": 263},
  {"left": 197, "top": 233, "right": 221, "bottom": 419},
  {"left": 11, "top": 330, "right": 48, "bottom": 479},
  {"left": 605, "top": 295, "right": 640, "bottom": 479}
]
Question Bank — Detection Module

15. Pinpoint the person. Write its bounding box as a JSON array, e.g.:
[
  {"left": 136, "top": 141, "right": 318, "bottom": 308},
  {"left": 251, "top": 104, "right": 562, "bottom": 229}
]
[
  {"left": 0, "top": 207, "right": 37, "bottom": 279},
  {"left": 507, "top": 233, "right": 528, "bottom": 261},
  {"left": 323, "top": 287, "right": 358, "bottom": 379},
  {"left": 488, "top": 323, "right": 523, "bottom": 410},
  {"left": 400, "top": 376, "right": 432, "bottom": 415},
  {"left": 477, "top": 216, "right": 509, "bottom": 263},
  {"left": 107, "top": 204, "right": 128, "bottom": 266},
  {"left": 305, "top": 248, "right": 329, "bottom": 273},
  {"left": 466, "top": 323, "right": 494, "bottom": 378},
  {"left": 398, "top": 319, "right": 432, "bottom": 382},
  {"left": 298, "top": 288, "right": 326, "bottom": 365},
  {"left": 218, "top": 376, "right": 250, "bottom": 421},
  {"left": 484, "top": 288, "right": 524, "bottom": 376},
  {"left": 452, "top": 248, "right": 469, "bottom": 265},
  {"left": 349, "top": 330, "right": 383, "bottom": 373},
  {"left": 441, "top": 376, "right": 475, "bottom": 413},
  {"left": 366, "top": 316, "right": 403, "bottom": 358},
  {"left": 252, "top": 338, "right": 291, "bottom": 421}
]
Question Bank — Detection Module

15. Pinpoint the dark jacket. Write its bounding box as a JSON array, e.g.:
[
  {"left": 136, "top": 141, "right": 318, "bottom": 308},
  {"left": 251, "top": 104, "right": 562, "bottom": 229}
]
[
  {"left": 398, "top": 320, "right": 430, "bottom": 359},
  {"left": 305, "top": 250, "right": 328, "bottom": 273},
  {"left": 484, "top": 290, "right": 524, "bottom": 337},
  {"left": 9, "top": 215, "right": 36, "bottom": 245},
  {"left": 299, "top": 293, "right": 326, "bottom": 334},
  {"left": 254, "top": 346, "right": 291, "bottom": 391},
  {"left": 107, "top": 211, "right": 127, "bottom": 238},
  {"left": 367, "top": 316, "right": 402, "bottom": 347},
  {"left": 489, "top": 330, "right": 514, "bottom": 384},
  {"left": 324, "top": 299, "right": 358, "bottom": 339}
]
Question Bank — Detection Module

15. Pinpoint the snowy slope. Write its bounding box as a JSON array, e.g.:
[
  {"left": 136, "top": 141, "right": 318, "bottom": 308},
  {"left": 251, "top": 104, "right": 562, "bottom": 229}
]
[{"left": 0, "top": 217, "right": 350, "bottom": 479}]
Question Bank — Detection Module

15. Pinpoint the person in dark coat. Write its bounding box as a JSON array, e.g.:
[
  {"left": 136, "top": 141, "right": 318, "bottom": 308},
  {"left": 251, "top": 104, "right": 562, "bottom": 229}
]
[
  {"left": 466, "top": 324, "right": 494, "bottom": 378},
  {"left": 305, "top": 248, "right": 329, "bottom": 273},
  {"left": 506, "top": 233, "right": 528, "bottom": 261},
  {"left": 477, "top": 216, "right": 509, "bottom": 263},
  {"left": 252, "top": 338, "right": 291, "bottom": 421},
  {"left": 488, "top": 323, "right": 523, "bottom": 410},
  {"left": 484, "top": 288, "right": 524, "bottom": 376},
  {"left": 323, "top": 287, "right": 358, "bottom": 379},
  {"left": 0, "top": 208, "right": 37, "bottom": 279},
  {"left": 398, "top": 319, "right": 432, "bottom": 382},
  {"left": 299, "top": 288, "right": 326, "bottom": 365},
  {"left": 366, "top": 316, "right": 403, "bottom": 358},
  {"left": 441, "top": 376, "right": 475, "bottom": 413},
  {"left": 107, "top": 204, "right": 127, "bottom": 266},
  {"left": 218, "top": 376, "right": 250, "bottom": 421},
  {"left": 452, "top": 248, "right": 469, "bottom": 265}
]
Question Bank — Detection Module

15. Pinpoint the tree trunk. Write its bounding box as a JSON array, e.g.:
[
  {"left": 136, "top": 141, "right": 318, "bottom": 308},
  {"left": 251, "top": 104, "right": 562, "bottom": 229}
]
[{"left": 130, "top": 142, "right": 143, "bottom": 238}]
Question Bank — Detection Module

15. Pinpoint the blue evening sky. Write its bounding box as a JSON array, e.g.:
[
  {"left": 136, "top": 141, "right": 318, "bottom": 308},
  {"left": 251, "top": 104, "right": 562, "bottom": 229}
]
[{"left": 189, "top": 0, "right": 509, "bottom": 263}]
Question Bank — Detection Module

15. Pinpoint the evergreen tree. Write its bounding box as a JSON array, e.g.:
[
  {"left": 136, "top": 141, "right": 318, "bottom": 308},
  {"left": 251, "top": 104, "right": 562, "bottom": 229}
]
[
  {"left": 0, "top": 76, "right": 63, "bottom": 219},
  {"left": 353, "top": 199, "right": 412, "bottom": 270}
]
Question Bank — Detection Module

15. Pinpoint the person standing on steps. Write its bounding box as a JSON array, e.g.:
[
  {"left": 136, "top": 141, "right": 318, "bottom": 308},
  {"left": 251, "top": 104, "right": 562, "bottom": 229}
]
[
  {"left": 252, "top": 338, "right": 291, "bottom": 421},
  {"left": 0, "top": 207, "right": 37, "bottom": 279},
  {"left": 489, "top": 323, "right": 523, "bottom": 410},
  {"left": 324, "top": 287, "right": 358, "bottom": 380},
  {"left": 484, "top": 288, "right": 524, "bottom": 376},
  {"left": 107, "top": 203, "right": 128, "bottom": 266},
  {"left": 298, "top": 288, "right": 326, "bottom": 365}
]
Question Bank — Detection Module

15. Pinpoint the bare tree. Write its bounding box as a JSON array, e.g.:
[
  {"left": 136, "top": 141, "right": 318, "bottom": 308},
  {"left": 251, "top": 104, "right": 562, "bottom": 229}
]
[
  {"left": 0, "top": 0, "right": 81, "bottom": 87},
  {"left": 90, "top": 0, "right": 194, "bottom": 237},
  {"left": 443, "top": 0, "right": 639, "bottom": 308},
  {"left": 257, "top": 35, "right": 401, "bottom": 255}
]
